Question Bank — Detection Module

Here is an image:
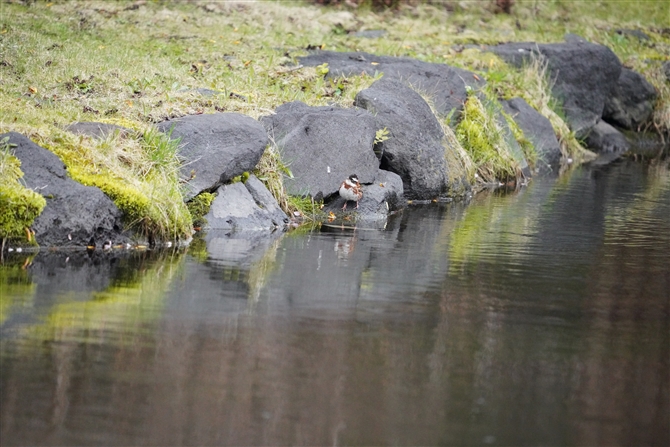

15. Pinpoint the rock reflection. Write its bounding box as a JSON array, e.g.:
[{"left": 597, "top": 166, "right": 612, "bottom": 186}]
[{"left": 0, "top": 249, "right": 185, "bottom": 344}]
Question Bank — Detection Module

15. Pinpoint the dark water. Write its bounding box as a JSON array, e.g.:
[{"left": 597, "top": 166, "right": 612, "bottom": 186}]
[{"left": 1, "top": 159, "right": 669, "bottom": 446}]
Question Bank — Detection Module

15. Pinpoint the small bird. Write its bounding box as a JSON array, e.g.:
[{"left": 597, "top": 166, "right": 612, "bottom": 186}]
[{"left": 339, "top": 174, "right": 363, "bottom": 210}]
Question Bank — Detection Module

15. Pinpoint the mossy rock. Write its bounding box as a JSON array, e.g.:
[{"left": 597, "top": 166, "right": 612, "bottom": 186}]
[
  {"left": 0, "top": 182, "right": 46, "bottom": 244},
  {"left": 0, "top": 139, "right": 46, "bottom": 243},
  {"left": 455, "top": 94, "right": 521, "bottom": 182}
]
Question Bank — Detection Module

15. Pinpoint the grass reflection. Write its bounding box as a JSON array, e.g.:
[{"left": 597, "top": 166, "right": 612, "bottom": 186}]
[
  {"left": 448, "top": 188, "right": 541, "bottom": 272},
  {"left": 3, "top": 249, "right": 186, "bottom": 346},
  {"left": 0, "top": 255, "right": 37, "bottom": 326},
  {"left": 602, "top": 159, "right": 670, "bottom": 246}
]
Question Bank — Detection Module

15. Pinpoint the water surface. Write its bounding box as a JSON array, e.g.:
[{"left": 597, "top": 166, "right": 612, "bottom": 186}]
[{"left": 1, "top": 159, "right": 668, "bottom": 446}]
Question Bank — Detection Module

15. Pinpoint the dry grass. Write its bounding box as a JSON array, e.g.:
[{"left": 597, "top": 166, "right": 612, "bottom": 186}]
[{"left": 510, "top": 55, "right": 597, "bottom": 163}]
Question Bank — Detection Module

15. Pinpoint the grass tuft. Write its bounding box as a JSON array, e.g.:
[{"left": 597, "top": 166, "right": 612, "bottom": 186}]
[
  {"left": 413, "top": 87, "right": 477, "bottom": 188},
  {"left": 253, "top": 141, "right": 324, "bottom": 221},
  {"left": 646, "top": 65, "right": 670, "bottom": 138},
  {"left": 41, "top": 128, "right": 192, "bottom": 241},
  {"left": 501, "top": 108, "right": 537, "bottom": 169},
  {"left": 455, "top": 92, "right": 519, "bottom": 184},
  {"left": 511, "top": 56, "right": 596, "bottom": 163}
]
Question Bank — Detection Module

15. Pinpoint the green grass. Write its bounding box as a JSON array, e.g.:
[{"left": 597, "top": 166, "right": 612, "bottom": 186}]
[
  {"left": 41, "top": 126, "right": 192, "bottom": 241},
  {"left": 0, "top": 1, "right": 668, "bottom": 239},
  {"left": 456, "top": 91, "right": 519, "bottom": 183}
]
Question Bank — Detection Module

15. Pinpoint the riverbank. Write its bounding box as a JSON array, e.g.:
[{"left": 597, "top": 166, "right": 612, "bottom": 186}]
[{"left": 1, "top": 0, "right": 668, "bottom": 248}]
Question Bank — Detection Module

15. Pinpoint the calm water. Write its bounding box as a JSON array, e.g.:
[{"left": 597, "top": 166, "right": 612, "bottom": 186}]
[{"left": 1, "top": 159, "right": 669, "bottom": 446}]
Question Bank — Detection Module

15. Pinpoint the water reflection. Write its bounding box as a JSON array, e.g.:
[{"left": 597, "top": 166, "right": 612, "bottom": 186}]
[
  {"left": 1, "top": 159, "right": 668, "bottom": 446},
  {"left": 1, "top": 250, "right": 184, "bottom": 343}
]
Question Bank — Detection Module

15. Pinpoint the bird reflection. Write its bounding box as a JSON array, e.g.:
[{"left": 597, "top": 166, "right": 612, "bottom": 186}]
[{"left": 334, "top": 235, "right": 356, "bottom": 260}]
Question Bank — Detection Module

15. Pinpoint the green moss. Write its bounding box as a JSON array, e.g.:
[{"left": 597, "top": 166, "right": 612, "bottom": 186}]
[
  {"left": 0, "top": 139, "right": 46, "bottom": 244},
  {"left": 43, "top": 130, "right": 192, "bottom": 241},
  {"left": 0, "top": 183, "right": 46, "bottom": 243},
  {"left": 455, "top": 92, "right": 519, "bottom": 183},
  {"left": 76, "top": 172, "right": 151, "bottom": 222},
  {"left": 187, "top": 192, "right": 216, "bottom": 228},
  {"left": 230, "top": 171, "right": 251, "bottom": 184}
]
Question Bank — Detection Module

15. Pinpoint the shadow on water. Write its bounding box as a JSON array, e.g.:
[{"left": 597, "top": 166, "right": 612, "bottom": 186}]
[{"left": 1, "top": 158, "right": 668, "bottom": 446}]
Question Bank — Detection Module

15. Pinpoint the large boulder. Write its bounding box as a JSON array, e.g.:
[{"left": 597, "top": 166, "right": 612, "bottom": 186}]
[
  {"left": 299, "top": 50, "right": 483, "bottom": 120},
  {"left": 3, "top": 132, "right": 127, "bottom": 247},
  {"left": 603, "top": 68, "right": 657, "bottom": 131},
  {"left": 354, "top": 78, "right": 469, "bottom": 199},
  {"left": 203, "top": 175, "right": 288, "bottom": 231},
  {"left": 156, "top": 113, "right": 268, "bottom": 200},
  {"left": 491, "top": 37, "right": 622, "bottom": 138},
  {"left": 501, "top": 97, "right": 562, "bottom": 174},
  {"left": 260, "top": 101, "right": 379, "bottom": 199}
]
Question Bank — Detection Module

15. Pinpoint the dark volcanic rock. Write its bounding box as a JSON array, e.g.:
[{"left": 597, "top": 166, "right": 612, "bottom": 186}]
[
  {"left": 260, "top": 101, "right": 379, "bottom": 199},
  {"left": 491, "top": 38, "right": 622, "bottom": 138},
  {"left": 244, "top": 175, "right": 288, "bottom": 225},
  {"left": 603, "top": 68, "right": 657, "bottom": 131},
  {"left": 156, "top": 113, "right": 268, "bottom": 200},
  {"left": 3, "top": 132, "right": 128, "bottom": 247},
  {"left": 324, "top": 169, "right": 405, "bottom": 219},
  {"left": 584, "top": 120, "right": 630, "bottom": 154},
  {"left": 203, "top": 175, "right": 288, "bottom": 231},
  {"left": 502, "top": 97, "right": 562, "bottom": 174},
  {"left": 65, "top": 122, "right": 132, "bottom": 139},
  {"left": 354, "top": 78, "right": 469, "bottom": 199},
  {"left": 299, "top": 50, "right": 483, "bottom": 119}
]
